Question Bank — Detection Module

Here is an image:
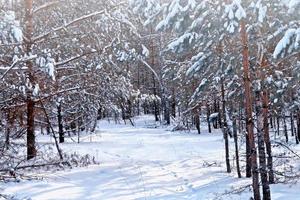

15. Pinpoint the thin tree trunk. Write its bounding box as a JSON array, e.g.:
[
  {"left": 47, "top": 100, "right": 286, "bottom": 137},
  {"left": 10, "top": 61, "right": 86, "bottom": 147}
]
[
  {"left": 5, "top": 121, "right": 10, "bottom": 150},
  {"left": 277, "top": 116, "right": 280, "bottom": 136},
  {"left": 221, "top": 80, "right": 231, "bottom": 173},
  {"left": 57, "top": 103, "right": 64, "bottom": 143},
  {"left": 218, "top": 101, "right": 222, "bottom": 129},
  {"left": 240, "top": 19, "right": 260, "bottom": 200},
  {"left": 270, "top": 116, "right": 273, "bottom": 129},
  {"left": 290, "top": 113, "right": 294, "bottom": 137},
  {"left": 297, "top": 111, "right": 300, "bottom": 144},
  {"left": 194, "top": 107, "right": 201, "bottom": 134},
  {"left": 207, "top": 103, "right": 212, "bottom": 133},
  {"left": 233, "top": 114, "right": 241, "bottom": 178},
  {"left": 171, "top": 87, "right": 176, "bottom": 118},
  {"left": 150, "top": 26, "right": 159, "bottom": 122},
  {"left": 25, "top": 0, "right": 36, "bottom": 160},
  {"left": 27, "top": 98, "right": 36, "bottom": 160},
  {"left": 77, "top": 118, "right": 80, "bottom": 144},
  {"left": 91, "top": 116, "right": 97, "bottom": 133},
  {"left": 213, "top": 99, "right": 218, "bottom": 129},
  {"left": 283, "top": 115, "right": 288, "bottom": 143},
  {"left": 256, "top": 92, "right": 271, "bottom": 200},
  {"left": 262, "top": 90, "right": 274, "bottom": 184},
  {"left": 293, "top": 112, "right": 299, "bottom": 144},
  {"left": 163, "top": 90, "right": 171, "bottom": 125},
  {"left": 39, "top": 98, "right": 63, "bottom": 160}
]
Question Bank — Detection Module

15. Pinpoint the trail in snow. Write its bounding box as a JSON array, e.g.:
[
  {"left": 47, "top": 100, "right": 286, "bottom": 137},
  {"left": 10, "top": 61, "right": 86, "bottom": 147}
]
[{"left": 1, "top": 116, "right": 299, "bottom": 200}]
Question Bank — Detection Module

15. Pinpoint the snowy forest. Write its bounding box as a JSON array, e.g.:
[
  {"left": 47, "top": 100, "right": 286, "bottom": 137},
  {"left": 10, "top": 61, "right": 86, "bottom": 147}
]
[{"left": 0, "top": 0, "right": 300, "bottom": 199}]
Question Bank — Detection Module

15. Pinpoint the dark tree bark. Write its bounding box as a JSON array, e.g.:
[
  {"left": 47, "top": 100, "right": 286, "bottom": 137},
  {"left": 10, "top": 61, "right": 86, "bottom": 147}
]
[
  {"left": 213, "top": 99, "right": 218, "bottom": 129},
  {"left": 221, "top": 80, "right": 231, "bottom": 173},
  {"left": 256, "top": 92, "right": 271, "bottom": 200},
  {"left": 297, "top": 111, "right": 300, "bottom": 144},
  {"left": 171, "top": 87, "right": 176, "bottom": 118},
  {"left": 270, "top": 116, "right": 273, "bottom": 129},
  {"left": 290, "top": 113, "right": 295, "bottom": 137},
  {"left": 24, "top": 0, "right": 37, "bottom": 160},
  {"left": 194, "top": 106, "right": 201, "bottom": 134},
  {"left": 164, "top": 98, "right": 171, "bottom": 125},
  {"left": 283, "top": 115, "right": 288, "bottom": 143},
  {"left": 262, "top": 91, "right": 274, "bottom": 184},
  {"left": 153, "top": 85, "right": 160, "bottom": 122},
  {"left": 5, "top": 126, "right": 10, "bottom": 149},
  {"left": 276, "top": 116, "right": 280, "bottom": 136},
  {"left": 233, "top": 114, "right": 241, "bottom": 178},
  {"left": 5, "top": 111, "right": 14, "bottom": 149},
  {"left": 240, "top": 19, "right": 260, "bottom": 200},
  {"left": 218, "top": 101, "right": 223, "bottom": 129},
  {"left": 293, "top": 112, "right": 299, "bottom": 144},
  {"left": 207, "top": 103, "right": 212, "bottom": 133},
  {"left": 57, "top": 103, "right": 64, "bottom": 143},
  {"left": 27, "top": 97, "right": 36, "bottom": 160}
]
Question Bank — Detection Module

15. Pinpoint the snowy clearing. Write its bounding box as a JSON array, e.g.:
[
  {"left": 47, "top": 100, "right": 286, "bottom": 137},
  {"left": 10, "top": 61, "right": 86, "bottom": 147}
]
[{"left": 1, "top": 116, "right": 299, "bottom": 200}]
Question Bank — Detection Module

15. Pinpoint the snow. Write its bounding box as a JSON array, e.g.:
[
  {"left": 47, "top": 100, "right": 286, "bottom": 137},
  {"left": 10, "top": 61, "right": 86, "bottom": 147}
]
[
  {"left": 142, "top": 45, "right": 149, "bottom": 57},
  {"left": 155, "top": 0, "right": 182, "bottom": 31},
  {"left": 166, "top": 32, "right": 198, "bottom": 53},
  {"left": 46, "top": 62, "right": 56, "bottom": 81},
  {"left": 33, "top": 84, "right": 40, "bottom": 97},
  {"left": 255, "top": 0, "right": 267, "bottom": 23},
  {"left": 284, "top": 0, "right": 300, "bottom": 13},
  {"left": 209, "top": 112, "right": 219, "bottom": 120},
  {"left": 1, "top": 116, "right": 300, "bottom": 200},
  {"left": 273, "top": 28, "right": 299, "bottom": 59},
  {"left": 12, "top": 23, "right": 23, "bottom": 43}
]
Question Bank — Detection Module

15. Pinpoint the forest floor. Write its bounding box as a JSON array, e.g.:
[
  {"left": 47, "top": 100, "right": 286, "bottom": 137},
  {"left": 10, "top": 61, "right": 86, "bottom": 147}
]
[{"left": 1, "top": 115, "right": 300, "bottom": 200}]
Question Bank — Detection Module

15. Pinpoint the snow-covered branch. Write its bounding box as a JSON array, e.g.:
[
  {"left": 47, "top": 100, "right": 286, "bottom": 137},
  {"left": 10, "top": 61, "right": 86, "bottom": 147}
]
[
  {"left": 0, "top": 55, "right": 37, "bottom": 80},
  {"left": 33, "top": 1, "right": 60, "bottom": 14},
  {"left": 33, "top": 2, "right": 126, "bottom": 42}
]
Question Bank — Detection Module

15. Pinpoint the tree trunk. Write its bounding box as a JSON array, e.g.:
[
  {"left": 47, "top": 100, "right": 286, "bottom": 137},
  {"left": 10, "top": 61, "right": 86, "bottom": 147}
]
[
  {"left": 283, "top": 115, "right": 288, "bottom": 143},
  {"left": 213, "top": 99, "right": 218, "bottom": 129},
  {"left": 171, "top": 87, "right": 176, "bottom": 118},
  {"left": 194, "top": 107, "right": 201, "bottom": 134},
  {"left": 218, "top": 101, "right": 222, "bottom": 129},
  {"left": 290, "top": 113, "right": 294, "bottom": 137},
  {"left": 153, "top": 93, "right": 159, "bottom": 122},
  {"left": 221, "top": 80, "right": 231, "bottom": 173},
  {"left": 256, "top": 92, "right": 271, "bottom": 200},
  {"left": 77, "top": 118, "right": 80, "bottom": 144},
  {"left": 24, "top": 0, "right": 36, "bottom": 160},
  {"left": 207, "top": 103, "right": 212, "bottom": 133},
  {"left": 276, "top": 116, "right": 280, "bottom": 136},
  {"left": 27, "top": 98, "right": 36, "bottom": 160},
  {"left": 240, "top": 19, "right": 260, "bottom": 200},
  {"left": 297, "top": 111, "right": 300, "bottom": 144},
  {"left": 233, "top": 114, "right": 241, "bottom": 178},
  {"left": 5, "top": 124, "right": 10, "bottom": 150},
  {"left": 262, "top": 90, "right": 274, "bottom": 184},
  {"left": 270, "top": 116, "right": 273, "bottom": 129},
  {"left": 91, "top": 116, "right": 97, "bottom": 133},
  {"left": 293, "top": 112, "right": 299, "bottom": 144},
  {"left": 57, "top": 103, "right": 64, "bottom": 143},
  {"left": 163, "top": 91, "right": 171, "bottom": 125}
]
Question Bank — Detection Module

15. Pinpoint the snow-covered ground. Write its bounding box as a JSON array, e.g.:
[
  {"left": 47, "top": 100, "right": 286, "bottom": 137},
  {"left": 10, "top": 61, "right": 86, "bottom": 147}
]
[{"left": 1, "top": 116, "right": 299, "bottom": 200}]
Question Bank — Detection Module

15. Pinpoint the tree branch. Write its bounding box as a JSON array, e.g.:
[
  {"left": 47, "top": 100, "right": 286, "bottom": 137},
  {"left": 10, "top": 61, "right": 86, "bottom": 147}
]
[{"left": 33, "top": 2, "right": 125, "bottom": 42}]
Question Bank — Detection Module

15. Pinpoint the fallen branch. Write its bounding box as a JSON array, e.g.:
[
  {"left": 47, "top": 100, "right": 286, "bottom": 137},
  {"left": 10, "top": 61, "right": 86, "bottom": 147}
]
[
  {"left": 274, "top": 141, "right": 300, "bottom": 159},
  {"left": 0, "top": 161, "right": 70, "bottom": 172}
]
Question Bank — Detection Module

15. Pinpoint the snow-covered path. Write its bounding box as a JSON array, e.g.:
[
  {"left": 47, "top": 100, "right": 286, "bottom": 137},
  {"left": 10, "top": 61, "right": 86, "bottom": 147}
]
[{"left": 1, "top": 116, "right": 298, "bottom": 200}]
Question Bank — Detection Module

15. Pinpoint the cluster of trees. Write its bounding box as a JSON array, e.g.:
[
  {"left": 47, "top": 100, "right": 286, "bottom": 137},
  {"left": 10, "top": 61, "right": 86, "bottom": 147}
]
[
  {"left": 133, "top": 1, "right": 299, "bottom": 199},
  {"left": 0, "top": 0, "right": 299, "bottom": 199},
  {"left": 0, "top": 0, "right": 144, "bottom": 159}
]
